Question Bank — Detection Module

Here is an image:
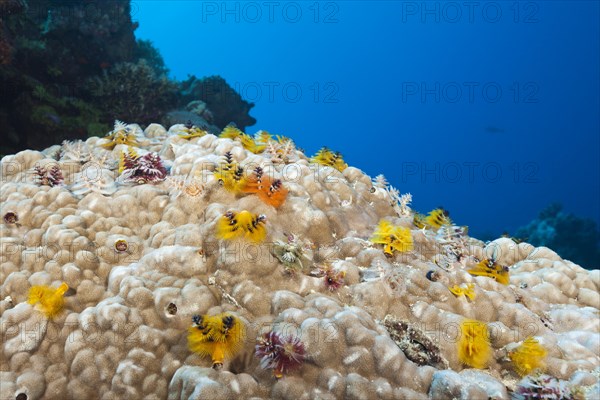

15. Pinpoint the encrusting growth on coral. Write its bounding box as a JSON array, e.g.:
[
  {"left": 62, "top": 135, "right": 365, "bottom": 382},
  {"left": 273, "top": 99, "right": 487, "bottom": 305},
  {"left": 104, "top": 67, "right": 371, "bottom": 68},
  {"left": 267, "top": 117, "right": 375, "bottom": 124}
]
[
  {"left": 468, "top": 258, "right": 510, "bottom": 285},
  {"left": 514, "top": 374, "right": 581, "bottom": 399},
  {"left": 310, "top": 147, "right": 348, "bottom": 172},
  {"left": 370, "top": 219, "right": 414, "bottom": 255},
  {"left": 457, "top": 319, "right": 492, "bottom": 369},
  {"left": 383, "top": 315, "right": 449, "bottom": 369},
  {"left": 27, "top": 282, "right": 69, "bottom": 319},
  {"left": 188, "top": 313, "right": 246, "bottom": 369},
  {"left": 216, "top": 210, "right": 267, "bottom": 243},
  {"left": 509, "top": 337, "right": 548, "bottom": 377},
  {"left": 255, "top": 331, "right": 306, "bottom": 378}
]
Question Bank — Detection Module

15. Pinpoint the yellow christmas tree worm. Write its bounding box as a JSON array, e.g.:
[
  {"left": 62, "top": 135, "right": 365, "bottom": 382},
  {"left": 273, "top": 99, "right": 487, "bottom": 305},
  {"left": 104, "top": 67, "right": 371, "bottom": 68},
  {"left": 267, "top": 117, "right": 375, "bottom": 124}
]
[
  {"left": 310, "top": 147, "right": 348, "bottom": 172},
  {"left": 509, "top": 337, "right": 547, "bottom": 376},
  {"left": 28, "top": 282, "right": 69, "bottom": 319},
  {"left": 220, "top": 125, "right": 265, "bottom": 153},
  {"left": 100, "top": 120, "right": 139, "bottom": 150},
  {"left": 468, "top": 258, "right": 510, "bottom": 285},
  {"left": 216, "top": 210, "right": 267, "bottom": 243},
  {"left": 457, "top": 319, "right": 492, "bottom": 369},
  {"left": 449, "top": 283, "right": 476, "bottom": 301},
  {"left": 188, "top": 313, "right": 246, "bottom": 369},
  {"left": 370, "top": 219, "right": 413, "bottom": 255}
]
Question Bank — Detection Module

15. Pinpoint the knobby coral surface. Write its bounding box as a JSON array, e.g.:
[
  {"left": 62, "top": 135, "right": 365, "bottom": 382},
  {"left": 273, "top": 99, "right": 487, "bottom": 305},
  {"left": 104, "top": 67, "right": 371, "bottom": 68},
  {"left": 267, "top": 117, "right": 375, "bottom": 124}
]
[{"left": 1, "top": 124, "right": 599, "bottom": 400}]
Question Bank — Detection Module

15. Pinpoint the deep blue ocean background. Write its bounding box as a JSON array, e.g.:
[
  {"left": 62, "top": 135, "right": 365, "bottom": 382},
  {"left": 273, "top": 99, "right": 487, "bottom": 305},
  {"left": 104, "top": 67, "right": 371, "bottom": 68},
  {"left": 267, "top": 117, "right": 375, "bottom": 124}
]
[{"left": 134, "top": 1, "right": 599, "bottom": 240}]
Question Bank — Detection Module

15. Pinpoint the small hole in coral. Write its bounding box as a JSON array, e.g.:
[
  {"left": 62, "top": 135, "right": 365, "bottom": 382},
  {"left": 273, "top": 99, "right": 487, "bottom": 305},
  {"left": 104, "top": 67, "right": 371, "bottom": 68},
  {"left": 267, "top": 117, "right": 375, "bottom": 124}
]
[
  {"left": 166, "top": 303, "right": 177, "bottom": 315},
  {"left": 426, "top": 270, "right": 440, "bottom": 282},
  {"left": 114, "top": 239, "right": 128, "bottom": 253},
  {"left": 3, "top": 212, "right": 18, "bottom": 224},
  {"left": 16, "top": 393, "right": 27, "bottom": 400}
]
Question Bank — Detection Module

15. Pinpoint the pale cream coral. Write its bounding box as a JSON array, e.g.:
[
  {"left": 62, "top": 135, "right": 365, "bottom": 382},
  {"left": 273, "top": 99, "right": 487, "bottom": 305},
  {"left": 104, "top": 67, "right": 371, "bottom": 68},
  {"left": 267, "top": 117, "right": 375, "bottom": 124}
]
[{"left": 1, "top": 124, "right": 599, "bottom": 399}]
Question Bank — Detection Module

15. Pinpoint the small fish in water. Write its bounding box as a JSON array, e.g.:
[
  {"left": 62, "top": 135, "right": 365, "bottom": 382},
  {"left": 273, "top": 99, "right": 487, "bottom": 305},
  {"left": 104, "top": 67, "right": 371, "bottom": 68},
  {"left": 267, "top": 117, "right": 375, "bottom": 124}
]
[{"left": 485, "top": 126, "right": 505, "bottom": 134}]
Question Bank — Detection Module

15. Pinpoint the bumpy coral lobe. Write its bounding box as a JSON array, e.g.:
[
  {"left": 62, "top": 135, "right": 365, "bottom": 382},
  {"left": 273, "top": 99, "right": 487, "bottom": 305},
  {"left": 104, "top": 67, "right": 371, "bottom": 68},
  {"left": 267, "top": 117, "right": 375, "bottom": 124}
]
[
  {"left": 27, "top": 282, "right": 69, "bottom": 319},
  {"left": 457, "top": 319, "right": 492, "bottom": 369},
  {"left": 509, "top": 337, "right": 547, "bottom": 376},
  {"left": 216, "top": 210, "right": 267, "bottom": 243},
  {"left": 370, "top": 219, "right": 414, "bottom": 255},
  {"left": 255, "top": 331, "right": 305, "bottom": 378},
  {"left": 188, "top": 313, "right": 246, "bottom": 367}
]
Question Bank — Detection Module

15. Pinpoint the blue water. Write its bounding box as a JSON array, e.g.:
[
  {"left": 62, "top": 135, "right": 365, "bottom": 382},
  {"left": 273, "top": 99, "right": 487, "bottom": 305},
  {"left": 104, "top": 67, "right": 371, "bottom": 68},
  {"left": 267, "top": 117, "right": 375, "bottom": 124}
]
[{"left": 134, "top": 1, "right": 599, "bottom": 239}]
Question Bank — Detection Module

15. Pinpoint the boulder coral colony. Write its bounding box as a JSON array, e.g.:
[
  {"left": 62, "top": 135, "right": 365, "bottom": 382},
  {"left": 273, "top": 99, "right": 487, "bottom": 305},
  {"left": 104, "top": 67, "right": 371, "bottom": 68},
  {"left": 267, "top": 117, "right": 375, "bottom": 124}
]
[{"left": 0, "top": 121, "right": 599, "bottom": 399}]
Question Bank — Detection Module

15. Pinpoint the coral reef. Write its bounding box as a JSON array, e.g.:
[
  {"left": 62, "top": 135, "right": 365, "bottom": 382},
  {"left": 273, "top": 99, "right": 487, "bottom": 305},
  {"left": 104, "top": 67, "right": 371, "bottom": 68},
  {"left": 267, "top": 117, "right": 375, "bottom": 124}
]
[
  {"left": 0, "top": 1, "right": 255, "bottom": 156},
  {"left": 86, "top": 60, "right": 178, "bottom": 125},
  {"left": 179, "top": 76, "right": 257, "bottom": 131},
  {"left": 516, "top": 203, "right": 600, "bottom": 269},
  {"left": 0, "top": 125, "right": 599, "bottom": 399}
]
